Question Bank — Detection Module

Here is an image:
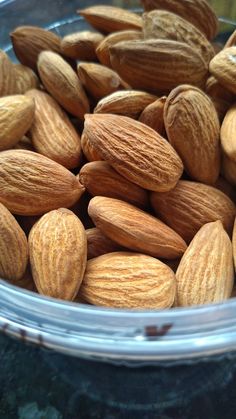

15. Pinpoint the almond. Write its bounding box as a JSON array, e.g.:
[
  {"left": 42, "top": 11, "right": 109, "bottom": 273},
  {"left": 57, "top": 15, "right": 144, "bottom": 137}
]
[
  {"left": 29, "top": 208, "right": 87, "bottom": 300},
  {"left": 61, "top": 31, "right": 104, "bottom": 61},
  {"left": 86, "top": 227, "right": 125, "bottom": 259},
  {"left": 0, "top": 50, "right": 16, "bottom": 97},
  {"left": 209, "top": 47, "right": 236, "bottom": 94},
  {"left": 88, "top": 196, "right": 187, "bottom": 259},
  {"left": 176, "top": 221, "right": 234, "bottom": 307},
  {"left": 224, "top": 30, "right": 236, "bottom": 48},
  {"left": 0, "top": 95, "right": 35, "bottom": 151},
  {"left": 221, "top": 103, "right": 236, "bottom": 162},
  {"left": 37, "top": 51, "right": 89, "bottom": 120},
  {"left": 94, "top": 90, "right": 156, "bottom": 119},
  {"left": 79, "top": 161, "right": 149, "bottom": 209},
  {"left": 143, "top": 10, "right": 215, "bottom": 65},
  {"left": 26, "top": 89, "right": 81, "bottom": 169},
  {"left": 0, "top": 203, "right": 28, "bottom": 282},
  {"left": 164, "top": 84, "right": 221, "bottom": 184},
  {"left": 79, "top": 251, "right": 176, "bottom": 309},
  {"left": 96, "top": 30, "right": 142, "bottom": 67},
  {"left": 222, "top": 154, "right": 236, "bottom": 187},
  {"left": 205, "top": 76, "right": 234, "bottom": 122},
  {"left": 77, "top": 5, "right": 142, "bottom": 33},
  {"left": 81, "top": 131, "right": 103, "bottom": 162},
  {"left": 13, "top": 64, "right": 39, "bottom": 94},
  {"left": 151, "top": 180, "right": 236, "bottom": 243},
  {"left": 77, "top": 62, "right": 129, "bottom": 101},
  {"left": 10, "top": 26, "right": 62, "bottom": 72},
  {"left": 233, "top": 218, "right": 236, "bottom": 270},
  {"left": 141, "top": 0, "right": 218, "bottom": 41},
  {"left": 139, "top": 96, "right": 166, "bottom": 135},
  {"left": 83, "top": 113, "right": 183, "bottom": 192},
  {"left": 110, "top": 39, "right": 208, "bottom": 94},
  {"left": 0, "top": 150, "right": 84, "bottom": 215}
]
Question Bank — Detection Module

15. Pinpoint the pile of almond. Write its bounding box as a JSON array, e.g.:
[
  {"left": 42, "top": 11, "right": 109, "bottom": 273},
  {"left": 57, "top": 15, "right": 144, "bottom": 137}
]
[{"left": 0, "top": 0, "right": 236, "bottom": 309}]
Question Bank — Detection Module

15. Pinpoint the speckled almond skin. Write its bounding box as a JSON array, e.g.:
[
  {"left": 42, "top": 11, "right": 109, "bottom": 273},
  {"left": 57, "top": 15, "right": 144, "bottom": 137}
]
[
  {"left": 151, "top": 180, "right": 236, "bottom": 243},
  {"left": 164, "top": 85, "right": 221, "bottom": 184},
  {"left": 0, "top": 150, "right": 84, "bottom": 215},
  {"left": 79, "top": 252, "right": 176, "bottom": 309},
  {"left": 176, "top": 221, "right": 234, "bottom": 307},
  {"left": 233, "top": 218, "right": 236, "bottom": 270},
  {"left": 86, "top": 228, "right": 124, "bottom": 259},
  {"left": 0, "top": 50, "right": 16, "bottom": 96},
  {"left": 27, "top": 89, "right": 81, "bottom": 169},
  {"left": 61, "top": 31, "right": 104, "bottom": 61},
  {"left": 88, "top": 196, "right": 187, "bottom": 259},
  {"left": 29, "top": 208, "right": 87, "bottom": 300},
  {"left": 221, "top": 103, "right": 236, "bottom": 163},
  {"left": 0, "top": 203, "right": 28, "bottom": 281},
  {"left": 83, "top": 113, "right": 183, "bottom": 192},
  {"left": 209, "top": 47, "right": 236, "bottom": 95},
  {"left": 79, "top": 161, "right": 149, "bottom": 209}
]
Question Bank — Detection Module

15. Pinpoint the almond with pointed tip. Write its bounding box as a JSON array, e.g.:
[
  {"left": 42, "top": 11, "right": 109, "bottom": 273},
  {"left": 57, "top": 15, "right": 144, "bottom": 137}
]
[
  {"left": 83, "top": 113, "right": 183, "bottom": 192},
  {"left": 0, "top": 50, "right": 16, "bottom": 96},
  {"left": 176, "top": 221, "right": 234, "bottom": 307},
  {"left": 61, "top": 31, "right": 104, "bottom": 61},
  {"left": 139, "top": 96, "right": 166, "bottom": 135},
  {"left": 221, "top": 103, "right": 236, "bottom": 162},
  {"left": 29, "top": 208, "right": 87, "bottom": 300},
  {"left": 81, "top": 131, "right": 103, "bottom": 162},
  {"left": 13, "top": 64, "right": 39, "bottom": 94},
  {"left": 79, "top": 251, "right": 176, "bottom": 309},
  {"left": 37, "top": 51, "right": 89, "bottom": 120},
  {"left": 86, "top": 227, "right": 125, "bottom": 259},
  {"left": 209, "top": 47, "right": 236, "bottom": 94}
]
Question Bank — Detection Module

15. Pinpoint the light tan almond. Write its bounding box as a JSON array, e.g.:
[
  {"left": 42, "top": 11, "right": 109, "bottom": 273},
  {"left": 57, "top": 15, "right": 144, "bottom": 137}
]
[
  {"left": 141, "top": 0, "right": 218, "bottom": 40},
  {"left": 0, "top": 50, "right": 16, "bottom": 97},
  {"left": 0, "top": 95, "right": 35, "bottom": 151},
  {"left": 96, "top": 30, "right": 142, "bottom": 67},
  {"left": 110, "top": 39, "right": 208, "bottom": 94},
  {"left": 13, "top": 64, "right": 39, "bottom": 94},
  {"left": 80, "top": 252, "right": 176, "bottom": 309},
  {"left": 37, "top": 51, "right": 89, "bottom": 120},
  {"left": 205, "top": 76, "right": 234, "bottom": 122},
  {"left": 0, "top": 150, "right": 84, "bottom": 215},
  {"left": 151, "top": 180, "right": 236, "bottom": 243},
  {"left": 83, "top": 113, "right": 183, "bottom": 192},
  {"left": 164, "top": 85, "right": 220, "bottom": 184},
  {"left": 86, "top": 227, "right": 125, "bottom": 259},
  {"left": 222, "top": 154, "right": 236, "bottom": 187},
  {"left": 233, "top": 218, "right": 236, "bottom": 270},
  {"left": 10, "top": 26, "right": 62, "bottom": 72},
  {"left": 214, "top": 176, "right": 236, "bottom": 203},
  {"left": 88, "top": 196, "right": 187, "bottom": 259},
  {"left": 209, "top": 47, "right": 236, "bottom": 94},
  {"left": 94, "top": 90, "right": 156, "bottom": 119},
  {"left": 224, "top": 30, "right": 236, "bottom": 48},
  {"left": 139, "top": 96, "right": 166, "bottom": 135},
  {"left": 0, "top": 203, "right": 28, "bottom": 282},
  {"left": 143, "top": 10, "right": 215, "bottom": 65},
  {"left": 61, "top": 31, "right": 104, "bottom": 61},
  {"left": 14, "top": 136, "right": 34, "bottom": 152},
  {"left": 81, "top": 131, "right": 103, "bottom": 162},
  {"left": 79, "top": 161, "right": 149, "bottom": 209},
  {"left": 26, "top": 89, "right": 81, "bottom": 169},
  {"left": 77, "top": 62, "right": 129, "bottom": 101},
  {"left": 176, "top": 221, "right": 234, "bottom": 307},
  {"left": 29, "top": 208, "right": 87, "bottom": 300},
  {"left": 221, "top": 103, "right": 236, "bottom": 163},
  {"left": 77, "top": 6, "right": 142, "bottom": 33}
]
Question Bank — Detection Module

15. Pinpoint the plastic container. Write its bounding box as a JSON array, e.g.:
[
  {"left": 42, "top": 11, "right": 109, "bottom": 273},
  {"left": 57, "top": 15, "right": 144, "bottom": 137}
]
[{"left": 0, "top": 1, "right": 236, "bottom": 417}]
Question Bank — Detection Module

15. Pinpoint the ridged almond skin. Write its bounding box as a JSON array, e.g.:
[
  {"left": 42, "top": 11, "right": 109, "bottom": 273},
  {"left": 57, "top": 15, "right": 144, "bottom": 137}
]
[
  {"left": 77, "top": 6, "right": 142, "bottom": 33},
  {"left": 29, "top": 208, "right": 87, "bottom": 300},
  {"left": 96, "top": 30, "right": 142, "bottom": 67},
  {"left": 81, "top": 131, "right": 103, "bottom": 162},
  {"left": 83, "top": 113, "right": 183, "bottom": 192},
  {"left": 176, "top": 221, "right": 234, "bottom": 307},
  {"left": 222, "top": 154, "right": 236, "bottom": 187},
  {"left": 143, "top": 10, "right": 215, "bottom": 65},
  {"left": 205, "top": 76, "right": 234, "bottom": 122},
  {"left": 13, "top": 64, "right": 39, "bottom": 94},
  {"left": 79, "top": 161, "right": 149, "bottom": 209},
  {"left": 88, "top": 196, "right": 187, "bottom": 259},
  {"left": 221, "top": 103, "right": 236, "bottom": 163},
  {"left": 141, "top": 0, "right": 218, "bottom": 41},
  {"left": 0, "top": 50, "right": 16, "bottom": 97},
  {"left": 86, "top": 227, "right": 125, "bottom": 259},
  {"left": 0, "top": 203, "right": 28, "bottom": 282},
  {"left": 209, "top": 47, "right": 236, "bottom": 94},
  {"left": 233, "top": 218, "right": 236, "bottom": 271},
  {"left": 10, "top": 26, "right": 62, "bottom": 72},
  {"left": 110, "top": 39, "right": 208, "bottom": 94},
  {"left": 139, "top": 96, "right": 166, "bottom": 135},
  {"left": 0, "top": 150, "right": 84, "bottom": 215},
  {"left": 94, "top": 90, "right": 157, "bottom": 119},
  {"left": 164, "top": 85, "right": 221, "bottom": 184},
  {"left": 26, "top": 89, "right": 81, "bottom": 169},
  {"left": 79, "top": 252, "right": 176, "bottom": 309},
  {"left": 37, "top": 51, "right": 89, "bottom": 120},
  {"left": 77, "top": 62, "right": 129, "bottom": 101},
  {"left": 151, "top": 180, "right": 236, "bottom": 243},
  {"left": 0, "top": 95, "right": 35, "bottom": 151},
  {"left": 61, "top": 31, "right": 104, "bottom": 61}
]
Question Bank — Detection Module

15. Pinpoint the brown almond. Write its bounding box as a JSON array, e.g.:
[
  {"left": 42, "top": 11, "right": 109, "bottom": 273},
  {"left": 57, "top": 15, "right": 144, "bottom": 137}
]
[
  {"left": 61, "top": 31, "right": 104, "bottom": 61},
  {"left": 151, "top": 180, "right": 236, "bottom": 243},
  {"left": 221, "top": 103, "right": 236, "bottom": 162},
  {"left": 81, "top": 131, "right": 103, "bottom": 162},
  {"left": 0, "top": 50, "right": 17, "bottom": 97},
  {"left": 13, "top": 64, "right": 39, "bottom": 94},
  {"left": 209, "top": 47, "right": 236, "bottom": 94},
  {"left": 139, "top": 96, "right": 166, "bottom": 135},
  {"left": 79, "top": 161, "right": 149, "bottom": 209},
  {"left": 176, "top": 221, "right": 234, "bottom": 307},
  {"left": 83, "top": 113, "right": 183, "bottom": 192},
  {"left": 205, "top": 76, "right": 234, "bottom": 122},
  {"left": 222, "top": 154, "right": 236, "bottom": 187},
  {"left": 86, "top": 227, "right": 125, "bottom": 259}
]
